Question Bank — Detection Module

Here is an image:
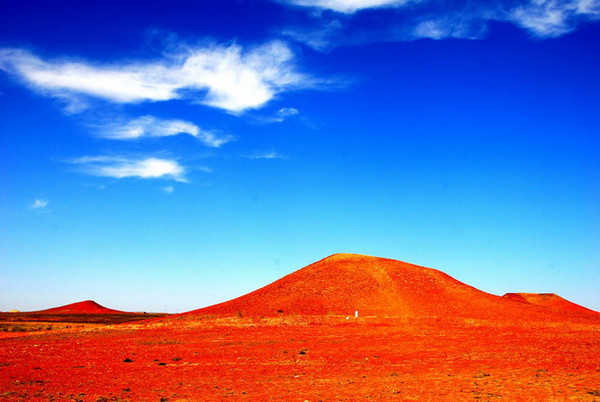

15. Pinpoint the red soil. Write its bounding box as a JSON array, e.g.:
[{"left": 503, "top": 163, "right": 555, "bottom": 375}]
[
  {"left": 1, "top": 254, "right": 599, "bottom": 400},
  {"left": 2, "top": 321, "right": 600, "bottom": 401},
  {"left": 30, "top": 300, "right": 127, "bottom": 315},
  {"left": 503, "top": 292, "right": 598, "bottom": 315}
]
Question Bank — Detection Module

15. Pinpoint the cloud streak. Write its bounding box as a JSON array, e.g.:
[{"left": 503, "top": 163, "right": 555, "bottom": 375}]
[
  {"left": 282, "top": 0, "right": 413, "bottom": 13},
  {"left": 97, "top": 115, "right": 234, "bottom": 147},
  {"left": 68, "top": 156, "right": 188, "bottom": 182},
  {"left": 256, "top": 107, "right": 301, "bottom": 123},
  {"left": 508, "top": 0, "right": 600, "bottom": 37},
  {"left": 0, "top": 41, "right": 312, "bottom": 113},
  {"left": 280, "top": 0, "right": 600, "bottom": 49},
  {"left": 31, "top": 199, "right": 49, "bottom": 210},
  {"left": 245, "top": 150, "right": 288, "bottom": 160}
]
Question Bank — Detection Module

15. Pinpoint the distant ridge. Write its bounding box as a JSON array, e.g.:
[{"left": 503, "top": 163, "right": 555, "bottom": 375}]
[
  {"left": 180, "top": 253, "right": 593, "bottom": 321},
  {"left": 503, "top": 293, "right": 598, "bottom": 314},
  {"left": 31, "top": 300, "right": 127, "bottom": 314}
]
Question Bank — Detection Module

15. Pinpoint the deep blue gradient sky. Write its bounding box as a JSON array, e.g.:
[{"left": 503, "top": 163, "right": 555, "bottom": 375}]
[{"left": 1, "top": 0, "right": 599, "bottom": 313}]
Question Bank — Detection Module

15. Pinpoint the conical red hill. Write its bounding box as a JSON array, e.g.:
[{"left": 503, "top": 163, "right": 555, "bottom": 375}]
[
  {"left": 32, "top": 300, "right": 126, "bottom": 314},
  {"left": 183, "top": 253, "right": 565, "bottom": 321},
  {"left": 503, "top": 293, "right": 598, "bottom": 314}
]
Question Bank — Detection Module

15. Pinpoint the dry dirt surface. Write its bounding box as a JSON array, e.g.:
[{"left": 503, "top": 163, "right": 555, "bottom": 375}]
[
  {"left": 0, "top": 312, "right": 168, "bottom": 336},
  {"left": 1, "top": 254, "right": 599, "bottom": 401},
  {"left": 0, "top": 300, "right": 166, "bottom": 336}
]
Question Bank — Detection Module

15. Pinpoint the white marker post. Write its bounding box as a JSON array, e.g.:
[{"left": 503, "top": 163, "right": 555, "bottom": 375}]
[{"left": 355, "top": 310, "right": 359, "bottom": 318}]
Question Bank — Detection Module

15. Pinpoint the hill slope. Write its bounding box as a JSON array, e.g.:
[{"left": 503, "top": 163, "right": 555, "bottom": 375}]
[
  {"left": 503, "top": 293, "right": 597, "bottom": 314},
  {"left": 182, "top": 253, "right": 587, "bottom": 321},
  {"left": 31, "top": 300, "right": 127, "bottom": 314}
]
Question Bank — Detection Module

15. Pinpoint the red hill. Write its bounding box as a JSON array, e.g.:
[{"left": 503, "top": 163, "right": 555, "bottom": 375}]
[
  {"left": 503, "top": 293, "right": 597, "bottom": 314},
  {"left": 181, "top": 253, "right": 588, "bottom": 322},
  {"left": 32, "top": 300, "right": 127, "bottom": 314}
]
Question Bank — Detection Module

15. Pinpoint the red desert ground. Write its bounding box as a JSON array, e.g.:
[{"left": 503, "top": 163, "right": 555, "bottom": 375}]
[{"left": 1, "top": 253, "right": 599, "bottom": 400}]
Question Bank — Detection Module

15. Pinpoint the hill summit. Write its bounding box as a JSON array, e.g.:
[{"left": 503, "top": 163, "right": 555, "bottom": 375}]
[
  {"left": 32, "top": 300, "right": 126, "bottom": 314},
  {"left": 183, "top": 253, "right": 590, "bottom": 321},
  {"left": 503, "top": 293, "right": 597, "bottom": 314}
]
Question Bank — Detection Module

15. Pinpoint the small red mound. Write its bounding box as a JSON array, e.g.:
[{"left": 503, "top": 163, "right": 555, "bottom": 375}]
[
  {"left": 181, "top": 253, "right": 577, "bottom": 321},
  {"left": 503, "top": 293, "right": 598, "bottom": 314},
  {"left": 503, "top": 293, "right": 528, "bottom": 303},
  {"left": 31, "top": 300, "right": 127, "bottom": 314}
]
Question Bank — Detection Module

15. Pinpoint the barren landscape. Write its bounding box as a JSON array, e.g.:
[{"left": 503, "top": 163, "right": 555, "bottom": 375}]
[
  {"left": 3, "top": 1, "right": 599, "bottom": 400},
  {"left": 0, "top": 301, "right": 166, "bottom": 336},
  {"left": 2, "top": 254, "right": 599, "bottom": 401}
]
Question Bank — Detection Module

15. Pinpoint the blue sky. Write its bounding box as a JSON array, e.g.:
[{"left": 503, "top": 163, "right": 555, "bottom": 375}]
[{"left": 1, "top": 0, "right": 599, "bottom": 313}]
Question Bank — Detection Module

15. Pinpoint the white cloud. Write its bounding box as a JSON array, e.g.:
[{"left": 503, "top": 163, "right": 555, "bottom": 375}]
[
  {"left": 68, "top": 156, "right": 187, "bottom": 182},
  {"left": 576, "top": 0, "right": 600, "bottom": 14},
  {"left": 508, "top": 0, "right": 600, "bottom": 37},
  {"left": 410, "top": 15, "right": 489, "bottom": 40},
  {"left": 31, "top": 199, "right": 48, "bottom": 209},
  {"left": 0, "top": 41, "right": 311, "bottom": 113},
  {"left": 162, "top": 186, "right": 175, "bottom": 194},
  {"left": 97, "top": 115, "right": 234, "bottom": 147},
  {"left": 258, "top": 107, "right": 301, "bottom": 123},
  {"left": 282, "top": 20, "right": 345, "bottom": 51},
  {"left": 282, "top": 0, "right": 413, "bottom": 13},
  {"left": 409, "top": 1, "right": 600, "bottom": 40},
  {"left": 281, "top": 0, "right": 600, "bottom": 47},
  {"left": 246, "top": 150, "right": 287, "bottom": 160},
  {"left": 278, "top": 107, "right": 300, "bottom": 118},
  {"left": 412, "top": 19, "right": 463, "bottom": 40}
]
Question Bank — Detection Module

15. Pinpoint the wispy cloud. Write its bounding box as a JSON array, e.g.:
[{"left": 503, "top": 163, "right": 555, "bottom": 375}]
[
  {"left": 275, "top": 107, "right": 300, "bottom": 121},
  {"left": 245, "top": 150, "right": 288, "bottom": 160},
  {"left": 282, "top": 20, "right": 346, "bottom": 51},
  {"left": 256, "top": 107, "right": 301, "bottom": 123},
  {"left": 409, "top": 13, "right": 490, "bottom": 40},
  {"left": 508, "top": 0, "right": 600, "bottom": 37},
  {"left": 0, "top": 41, "right": 313, "bottom": 113},
  {"left": 68, "top": 156, "right": 188, "bottom": 182},
  {"left": 280, "top": 0, "right": 600, "bottom": 48},
  {"left": 162, "top": 185, "right": 175, "bottom": 194},
  {"left": 281, "top": 0, "right": 413, "bottom": 13},
  {"left": 96, "top": 115, "right": 234, "bottom": 147},
  {"left": 31, "top": 198, "right": 49, "bottom": 210}
]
